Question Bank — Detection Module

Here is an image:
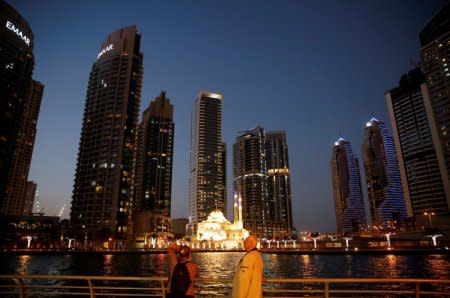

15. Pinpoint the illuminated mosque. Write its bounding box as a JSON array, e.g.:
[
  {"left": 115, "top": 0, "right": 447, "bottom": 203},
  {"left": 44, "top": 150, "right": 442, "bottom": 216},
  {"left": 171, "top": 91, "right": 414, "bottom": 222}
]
[{"left": 192, "top": 194, "right": 249, "bottom": 249}]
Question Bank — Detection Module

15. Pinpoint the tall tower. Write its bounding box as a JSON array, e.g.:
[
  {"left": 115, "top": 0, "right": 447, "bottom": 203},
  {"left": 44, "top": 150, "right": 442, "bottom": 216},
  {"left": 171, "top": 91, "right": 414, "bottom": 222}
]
[
  {"left": 135, "top": 91, "right": 174, "bottom": 215},
  {"left": 386, "top": 69, "right": 450, "bottom": 216},
  {"left": 0, "top": 1, "right": 43, "bottom": 216},
  {"left": 233, "top": 127, "right": 293, "bottom": 238},
  {"left": 266, "top": 131, "right": 293, "bottom": 235},
  {"left": 233, "top": 127, "right": 269, "bottom": 237},
  {"left": 330, "top": 137, "right": 366, "bottom": 234},
  {"left": 361, "top": 118, "right": 407, "bottom": 228},
  {"left": 71, "top": 26, "right": 143, "bottom": 243},
  {"left": 133, "top": 91, "right": 174, "bottom": 238},
  {"left": 189, "top": 91, "right": 225, "bottom": 230},
  {"left": 419, "top": 3, "right": 450, "bottom": 214}
]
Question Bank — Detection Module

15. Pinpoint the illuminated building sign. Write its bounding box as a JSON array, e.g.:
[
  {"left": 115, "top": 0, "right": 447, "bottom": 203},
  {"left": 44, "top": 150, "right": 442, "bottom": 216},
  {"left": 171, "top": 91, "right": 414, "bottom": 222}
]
[
  {"left": 97, "top": 44, "right": 114, "bottom": 59},
  {"left": 5, "top": 21, "right": 30, "bottom": 46}
]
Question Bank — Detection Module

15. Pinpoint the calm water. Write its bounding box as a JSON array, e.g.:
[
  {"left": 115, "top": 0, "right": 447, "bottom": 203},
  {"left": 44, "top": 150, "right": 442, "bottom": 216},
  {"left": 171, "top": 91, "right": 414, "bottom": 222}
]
[
  {"left": 1, "top": 252, "right": 449, "bottom": 278},
  {"left": 1, "top": 252, "right": 449, "bottom": 296}
]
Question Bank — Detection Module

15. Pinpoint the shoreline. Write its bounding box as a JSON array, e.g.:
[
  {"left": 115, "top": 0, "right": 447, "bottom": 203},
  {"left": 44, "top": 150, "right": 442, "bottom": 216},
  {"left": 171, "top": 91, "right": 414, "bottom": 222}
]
[{"left": 1, "top": 247, "right": 449, "bottom": 255}]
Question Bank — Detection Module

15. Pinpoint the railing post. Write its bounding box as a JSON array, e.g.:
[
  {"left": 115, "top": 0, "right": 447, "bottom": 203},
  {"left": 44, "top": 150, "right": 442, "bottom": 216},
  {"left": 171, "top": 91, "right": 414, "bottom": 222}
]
[
  {"left": 324, "top": 281, "right": 329, "bottom": 298},
  {"left": 415, "top": 282, "right": 420, "bottom": 298},
  {"left": 13, "top": 277, "right": 25, "bottom": 298},
  {"left": 87, "top": 279, "right": 95, "bottom": 298},
  {"left": 159, "top": 279, "right": 166, "bottom": 298}
]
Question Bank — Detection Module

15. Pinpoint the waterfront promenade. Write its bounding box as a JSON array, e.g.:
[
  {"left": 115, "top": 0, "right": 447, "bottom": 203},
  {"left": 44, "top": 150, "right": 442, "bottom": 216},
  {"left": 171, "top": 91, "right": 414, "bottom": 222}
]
[
  {"left": 1, "top": 248, "right": 449, "bottom": 296},
  {"left": 2, "top": 246, "right": 450, "bottom": 256}
]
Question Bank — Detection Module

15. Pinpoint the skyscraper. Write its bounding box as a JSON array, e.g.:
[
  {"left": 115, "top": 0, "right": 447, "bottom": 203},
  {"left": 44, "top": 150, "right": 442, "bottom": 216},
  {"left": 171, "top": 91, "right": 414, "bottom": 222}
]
[
  {"left": 133, "top": 91, "right": 174, "bottom": 236},
  {"left": 71, "top": 26, "right": 143, "bottom": 244},
  {"left": 0, "top": 1, "right": 43, "bottom": 216},
  {"left": 361, "top": 118, "right": 407, "bottom": 228},
  {"left": 330, "top": 137, "right": 366, "bottom": 234},
  {"left": 233, "top": 127, "right": 269, "bottom": 237},
  {"left": 189, "top": 91, "right": 225, "bottom": 231},
  {"left": 419, "top": 3, "right": 450, "bottom": 213},
  {"left": 386, "top": 69, "right": 450, "bottom": 216},
  {"left": 23, "top": 181, "right": 37, "bottom": 215},
  {"left": 233, "top": 127, "right": 293, "bottom": 238},
  {"left": 266, "top": 131, "right": 293, "bottom": 235}
]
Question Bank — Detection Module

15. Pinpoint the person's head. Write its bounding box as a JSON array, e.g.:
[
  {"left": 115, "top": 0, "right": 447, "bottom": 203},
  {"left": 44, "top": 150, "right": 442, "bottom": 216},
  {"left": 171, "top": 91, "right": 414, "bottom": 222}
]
[
  {"left": 178, "top": 245, "right": 191, "bottom": 259},
  {"left": 244, "top": 235, "right": 257, "bottom": 251}
]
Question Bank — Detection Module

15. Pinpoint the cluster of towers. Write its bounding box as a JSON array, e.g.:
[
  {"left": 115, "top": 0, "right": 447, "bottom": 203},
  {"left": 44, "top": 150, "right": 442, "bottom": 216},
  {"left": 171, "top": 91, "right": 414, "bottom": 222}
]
[
  {"left": 0, "top": 0, "right": 294, "bottom": 245},
  {"left": 0, "top": 1, "right": 43, "bottom": 217},
  {"left": 67, "top": 24, "right": 294, "bottom": 245},
  {"left": 2, "top": 0, "right": 448, "bottom": 244},
  {"left": 331, "top": 3, "right": 450, "bottom": 234}
]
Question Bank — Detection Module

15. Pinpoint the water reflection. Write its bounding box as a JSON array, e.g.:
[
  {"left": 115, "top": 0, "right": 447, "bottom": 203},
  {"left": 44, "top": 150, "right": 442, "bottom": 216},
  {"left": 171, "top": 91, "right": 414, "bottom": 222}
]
[
  {"left": 103, "top": 254, "right": 113, "bottom": 275},
  {"left": 17, "top": 255, "right": 31, "bottom": 275},
  {"left": 344, "top": 255, "right": 353, "bottom": 276},
  {"left": 385, "top": 254, "right": 399, "bottom": 276},
  {"left": 194, "top": 252, "right": 242, "bottom": 296},
  {"left": 301, "top": 255, "right": 313, "bottom": 277},
  {"left": 0, "top": 252, "right": 448, "bottom": 281},
  {"left": 195, "top": 252, "right": 242, "bottom": 280},
  {"left": 424, "top": 254, "right": 450, "bottom": 278}
]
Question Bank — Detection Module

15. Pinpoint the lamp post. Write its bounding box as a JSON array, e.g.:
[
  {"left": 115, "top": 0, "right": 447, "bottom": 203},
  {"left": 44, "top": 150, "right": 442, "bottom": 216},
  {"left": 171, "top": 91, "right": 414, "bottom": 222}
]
[
  {"left": 25, "top": 236, "right": 33, "bottom": 249},
  {"left": 385, "top": 233, "right": 391, "bottom": 249},
  {"left": 312, "top": 238, "right": 318, "bottom": 249},
  {"left": 343, "top": 237, "right": 352, "bottom": 250},
  {"left": 426, "top": 234, "right": 442, "bottom": 247},
  {"left": 66, "top": 238, "right": 75, "bottom": 249}
]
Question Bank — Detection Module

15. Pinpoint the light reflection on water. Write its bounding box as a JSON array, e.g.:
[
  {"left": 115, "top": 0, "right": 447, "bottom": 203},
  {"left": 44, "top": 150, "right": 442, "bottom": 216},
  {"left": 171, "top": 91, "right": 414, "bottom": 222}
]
[
  {"left": 0, "top": 252, "right": 449, "bottom": 296},
  {"left": 17, "top": 255, "right": 31, "bottom": 275},
  {"left": 103, "top": 254, "right": 113, "bottom": 275},
  {"left": 1, "top": 252, "right": 449, "bottom": 279},
  {"left": 1, "top": 252, "right": 449, "bottom": 296}
]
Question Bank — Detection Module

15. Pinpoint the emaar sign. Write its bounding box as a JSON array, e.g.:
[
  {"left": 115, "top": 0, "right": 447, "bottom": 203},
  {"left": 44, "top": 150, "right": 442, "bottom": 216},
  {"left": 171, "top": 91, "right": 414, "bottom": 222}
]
[
  {"left": 97, "top": 44, "right": 114, "bottom": 59},
  {"left": 5, "top": 21, "right": 30, "bottom": 46}
]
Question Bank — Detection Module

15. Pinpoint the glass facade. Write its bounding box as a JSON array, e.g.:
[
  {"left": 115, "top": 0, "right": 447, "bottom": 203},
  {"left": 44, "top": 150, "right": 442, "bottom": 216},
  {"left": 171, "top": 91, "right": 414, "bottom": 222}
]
[
  {"left": 0, "top": 1, "right": 43, "bottom": 216},
  {"left": 386, "top": 69, "right": 449, "bottom": 216},
  {"left": 419, "top": 3, "right": 450, "bottom": 213},
  {"left": 330, "top": 137, "right": 366, "bottom": 234},
  {"left": 265, "top": 131, "right": 293, "bottom": 236},
  {"left": 71, "top": 26, "right": 143, "bottom": 243},
  {"left": 189, "top": 91, "right": 225, "bottom": 230},
  {"left": 133, "top": 91, "right": 174, "bottom": 234},
  {"left": 233, "top": 127, "right": 269, "bottom": 237},
  {"left": 361, "top": 118, "right": 407, "bottom": 228},
  {"left": 233, "top": 127, "right": 293, "bottom": 238}
]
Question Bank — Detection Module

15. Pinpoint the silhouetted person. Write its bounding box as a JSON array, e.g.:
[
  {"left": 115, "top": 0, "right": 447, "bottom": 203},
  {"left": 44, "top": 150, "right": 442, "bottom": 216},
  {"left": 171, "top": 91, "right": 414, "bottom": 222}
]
[
  {"left": 232, "top": 235, "right": 264, "bottom": 298},
  {"left": 167, "top": 242, "right": 199, "bottom": 298}
]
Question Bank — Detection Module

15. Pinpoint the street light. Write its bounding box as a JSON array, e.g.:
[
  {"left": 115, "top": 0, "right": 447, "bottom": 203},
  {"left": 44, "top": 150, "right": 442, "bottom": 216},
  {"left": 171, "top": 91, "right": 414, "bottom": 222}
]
[
  {"left": 424, "top": 211, "right": 435, "bottom": 228},
  {"left": 343, "top": 237, "right": 352, "bottom": 250},
  {"left": 426, "top": 234, "right": 442, "bottom": 247},
  {"left": 25, "top": 236, "right": 33, "bottom": 249},
  {"left": 385, "top": 233, "right": 392, "bottom": 250}
]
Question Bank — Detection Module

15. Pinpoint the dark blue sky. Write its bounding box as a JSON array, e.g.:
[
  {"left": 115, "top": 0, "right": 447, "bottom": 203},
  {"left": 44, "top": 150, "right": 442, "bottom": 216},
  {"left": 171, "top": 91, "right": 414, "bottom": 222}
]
[{"left": 10, "top": 0, "right": 447, "bottom": 232}]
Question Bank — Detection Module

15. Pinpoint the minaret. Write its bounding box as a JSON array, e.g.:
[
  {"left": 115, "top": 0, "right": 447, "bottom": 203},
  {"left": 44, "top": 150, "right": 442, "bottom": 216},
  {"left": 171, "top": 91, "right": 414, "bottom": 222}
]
[
  {"left": 233, "top": 193, "right": 239, "bottom": 226},
  {"left": 238, "top": 194, "right": 243, "bottom": 229}
]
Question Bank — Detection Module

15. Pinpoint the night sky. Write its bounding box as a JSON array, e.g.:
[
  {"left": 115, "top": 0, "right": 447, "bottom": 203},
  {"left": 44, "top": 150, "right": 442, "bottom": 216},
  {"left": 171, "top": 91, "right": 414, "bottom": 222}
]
[{"left": 9, "top": 0, "right": 447, "bottom": 232}]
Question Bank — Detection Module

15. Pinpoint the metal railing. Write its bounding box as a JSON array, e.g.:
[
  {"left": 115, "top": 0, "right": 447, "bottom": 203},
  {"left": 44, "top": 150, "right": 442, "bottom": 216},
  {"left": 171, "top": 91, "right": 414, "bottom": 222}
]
[{"left": 0, "top": 275, "right": 449, "bottom": 297}]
